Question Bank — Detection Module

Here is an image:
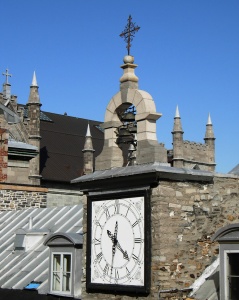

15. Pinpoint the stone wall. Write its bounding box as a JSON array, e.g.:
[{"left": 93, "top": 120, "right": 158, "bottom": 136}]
[
  {"left": 0, "top": 184, "right": 48, "bottom": 210},
  {"left": 47, "top": 188, "right": 83, "bottom": 207},
  {"left": 0, "top": 129, "right": 8, "bottom": 182},
  {"left": 81, "top": 172, "right": 239, "bottom": 300},
  {"left": 151, "top": 173, "right": 239, "bottom": 299},
  {"left": 7, "top": 160, "right": 31, "bottom": 184}
]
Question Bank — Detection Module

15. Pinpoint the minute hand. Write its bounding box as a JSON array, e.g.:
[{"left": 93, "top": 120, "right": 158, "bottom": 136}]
[
  {"left": 107, "top": 230, "right": 129, "bottom": 260},
  {"left": 116, "top": 240, "right": 129, "bottom": 260}
]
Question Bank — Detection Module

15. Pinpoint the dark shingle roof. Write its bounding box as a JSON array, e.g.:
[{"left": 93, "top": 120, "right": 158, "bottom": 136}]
[{"left": 40, "top": 111, "right": 104, "bottom": 183}]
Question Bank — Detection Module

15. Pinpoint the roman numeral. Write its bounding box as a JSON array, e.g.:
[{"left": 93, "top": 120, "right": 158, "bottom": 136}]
[
  {"left": 114, "top": 269, "right": 119, "bottom": 284},
  {"left": 126, "top": 267, "right": 131, "bottom": 279},
  {"left": 103, "top": 263, "right": 109, "bottom": 276},
  {"left": 94, "top": 238, "right": 101, "bottom": 245},
  {"left": 114, "top": 200, "right": 120, "bottom": 214},
  {"left": 125, "top": 205, "right": 130, "bottom": 217},
  {"left": 132, "top": 218, "right": 141, "bottom": 227},
  {"left": 134, "top": 238, "right": 143, "bottom": 243},
  {"left": 103, "top": 205, "right": 110, "bottom": 219},
  {"left": 95, "top": 219, "right": 102, "bottom": 228},
  {"left": 96, "top": 252, "right": 103, "bottom": 263},
  {"left": 132, "top": 253, "right": 140, "bottom": 264}
]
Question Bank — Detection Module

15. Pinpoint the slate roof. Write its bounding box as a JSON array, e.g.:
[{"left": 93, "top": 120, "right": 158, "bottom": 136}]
[
  {"left": 0, "top": 205, "right": 83, "bottom": 294},
  {"left": 40, "top": 111, "right": 104, "bottom": 183},
  {"left": 229, "top": 163, "right": 239, "bottom": 175}
]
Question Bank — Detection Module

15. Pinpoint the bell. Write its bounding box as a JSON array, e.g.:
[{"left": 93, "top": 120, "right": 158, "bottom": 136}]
[
  {"left": 128, "top": 124, "right": 137, "bottom": 133},
  {"left": 128, "top": 144, "right": 136, "bottom": 152},
  {"left": 121, "top": 112, "right": 135, "bottom": 122},
  {"left": 118, "top": 127, "right": 131, "bottom": 137}
]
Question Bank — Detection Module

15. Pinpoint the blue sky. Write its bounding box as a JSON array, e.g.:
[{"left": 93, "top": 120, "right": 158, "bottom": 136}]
[{"left": 1, "top": 0, "right": 238, "bottom": 173}]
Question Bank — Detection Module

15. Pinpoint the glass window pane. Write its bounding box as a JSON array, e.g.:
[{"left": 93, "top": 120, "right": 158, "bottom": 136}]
[
  {"left": 52, "top": 272, "right": 61, "bottom": 291},
  {"left": 229, "top": 277, "right": 239, "bottom": 300},
  {"left": 228, "top": 253, "right": 239, "bottom": 300},
  {"left": 63, "top": 272, "right": 71, "bottom": 291},
  {"left": 228, "top": 253, "right": 239, "bottom": 275},
  {"left": 63, "top": 254, "right": 71, "bottom": 291},
  {"left": 63, "top": 254, "right": 71, "bottom": 272},
  {"left": 53, "top": 254, "right": 61, "bottom": 272}
]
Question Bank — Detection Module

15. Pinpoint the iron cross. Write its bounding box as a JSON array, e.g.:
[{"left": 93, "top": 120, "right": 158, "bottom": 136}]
[
  {"left": 2, "top": 69, "right": 12, "bottom": 84},
  {"left": 120, "top": 15, "right": 140, "bottom": 55}
]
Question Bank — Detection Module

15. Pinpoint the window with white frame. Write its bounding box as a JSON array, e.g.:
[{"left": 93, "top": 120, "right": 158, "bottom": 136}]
[
  {"left": 212, "top": 224, "right": 239, "bottom": 300},
  {"left": 44, "top": 232, "right": 83, "bottom": 298},
  {"left": 51, "top": 252, "right": 72, "bottom": 294},
  {"left": 225, "top": 251, "right": 239, "bottom": 300}
]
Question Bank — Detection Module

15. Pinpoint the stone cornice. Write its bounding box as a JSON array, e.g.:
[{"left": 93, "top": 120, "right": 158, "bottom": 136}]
[{"left": 72, "top": 163, "right": 214, "bottom": 192}]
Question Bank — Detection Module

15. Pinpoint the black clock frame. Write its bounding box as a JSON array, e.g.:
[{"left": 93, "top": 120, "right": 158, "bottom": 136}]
[{"left": 86, "top": 188, "right": 151, "bottom": 295}]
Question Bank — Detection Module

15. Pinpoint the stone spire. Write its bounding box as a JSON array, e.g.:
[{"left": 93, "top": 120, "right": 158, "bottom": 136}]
[
  {"left": 172, "top": 105, "right": 184, "bottom": 168},
  {"left": 82, "top": 123, "right": 95, "bottom": 174},
  {"left": 28, "top": 71, "right": 40, "bottom": 104},
  {"left": 27, "top": 71, "right": 42, "bottom": 185},
  {"left": 204, "top": 113, "right": 215, "bottom": 140},
  {"left": 204, "top": 113, "right": 216, "bottom": 171}
]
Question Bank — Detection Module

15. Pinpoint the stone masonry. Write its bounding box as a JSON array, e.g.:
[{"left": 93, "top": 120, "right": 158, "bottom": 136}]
[
  {"left": 0, "top": 184, "right": 47, "bottom": 210},
  {"left": 0, "top": 129, "right": 8, "bottom": 182}
]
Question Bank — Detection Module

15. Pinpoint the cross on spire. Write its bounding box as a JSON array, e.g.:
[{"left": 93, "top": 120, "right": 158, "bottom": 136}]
[
  {"left": 2, "top": 69, "right": 12, "bottom": 84},
  {"left": 120, "top": 15, "right": 140, "bottom": 55}
]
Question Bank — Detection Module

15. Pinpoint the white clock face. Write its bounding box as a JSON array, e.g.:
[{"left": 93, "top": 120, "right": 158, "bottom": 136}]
[{"left": 91, "top": 197, "right": 144, "bottom": 286}]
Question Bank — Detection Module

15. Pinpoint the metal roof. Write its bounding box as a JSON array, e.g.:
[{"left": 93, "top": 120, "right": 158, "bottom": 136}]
[{"left": 0, "top": 205, "right": 83, "bottom": 294}]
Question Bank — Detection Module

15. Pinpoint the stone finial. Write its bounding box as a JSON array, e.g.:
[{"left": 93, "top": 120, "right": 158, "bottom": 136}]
[
  {"left": 205, "top": 113, "right": 215, "bottom": 140},
  {"left": 83, "top": 123, "right": 94, "bottom": 152},
  {"left": 173, "top": 105, "right": 183, "bottom": 133},
  {"left": 207, "top": 113, "right": 212, "bottom": 125},
  {"left": 86, "top": 123, "right": 92, "bottom": 137},
  {"left": 175, "top": 105, "right": 180, "bottom": 118},
  {"left": 120, "top": 55, "right": 139, "bottom": 90},
  {"left": 28, "top": 72, "right": 40, "bottom": 104},
  {"left": 31, "top": 71, "right": 38, "bottom": 87}
]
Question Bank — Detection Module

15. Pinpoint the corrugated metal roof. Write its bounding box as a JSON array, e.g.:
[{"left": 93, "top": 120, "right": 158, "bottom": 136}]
[{"left": 0, "top": 205, "right": 83, "bottom": 294}]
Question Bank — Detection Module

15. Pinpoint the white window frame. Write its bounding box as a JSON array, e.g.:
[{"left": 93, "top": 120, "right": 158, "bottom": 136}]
[
  {"left": 224, "top": 250, "right": 239, "bottom": 300},
  {"left": 50, "top": 251, "right": 72, "bottom": 296}
]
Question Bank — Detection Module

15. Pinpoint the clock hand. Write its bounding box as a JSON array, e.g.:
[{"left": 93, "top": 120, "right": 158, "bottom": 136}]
[
  {"left": 107, "top": 230, "right": 129, "bottom": 261},
  {"left": 115, "top": 240, "right": 129, "bottom": 260},
  {"left": 109, "top": 222, "right": 118, "bottom": 279}
]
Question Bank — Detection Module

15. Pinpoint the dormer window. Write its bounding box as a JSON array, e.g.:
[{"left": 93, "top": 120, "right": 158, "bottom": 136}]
[
  {"left": 212, "top": 224, "right": 239, "bottom": 300},
  {"left": 44, "top": 232, "right": 83, "bottom": 298},
  {"left": 52, "top": 252, "right": 72, "bottom": 294}
]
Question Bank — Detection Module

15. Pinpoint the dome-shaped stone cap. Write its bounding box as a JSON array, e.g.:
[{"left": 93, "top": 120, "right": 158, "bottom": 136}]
[{"left": 123, "top": 55, "right": 134, "bottom": 64}]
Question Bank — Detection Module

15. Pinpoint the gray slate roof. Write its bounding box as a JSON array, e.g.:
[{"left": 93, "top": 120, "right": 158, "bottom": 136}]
[
  {"left": 229, "top": 163, "right": 239, "bottom": 175},
  {"left": 0, "top": 205, "right": 83, "bottom": 294}
]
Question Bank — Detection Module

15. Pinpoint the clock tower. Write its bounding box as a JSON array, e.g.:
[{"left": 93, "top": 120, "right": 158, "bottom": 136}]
[{"left": 72, "top": 16, "right": 169, "bottom": 298}]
